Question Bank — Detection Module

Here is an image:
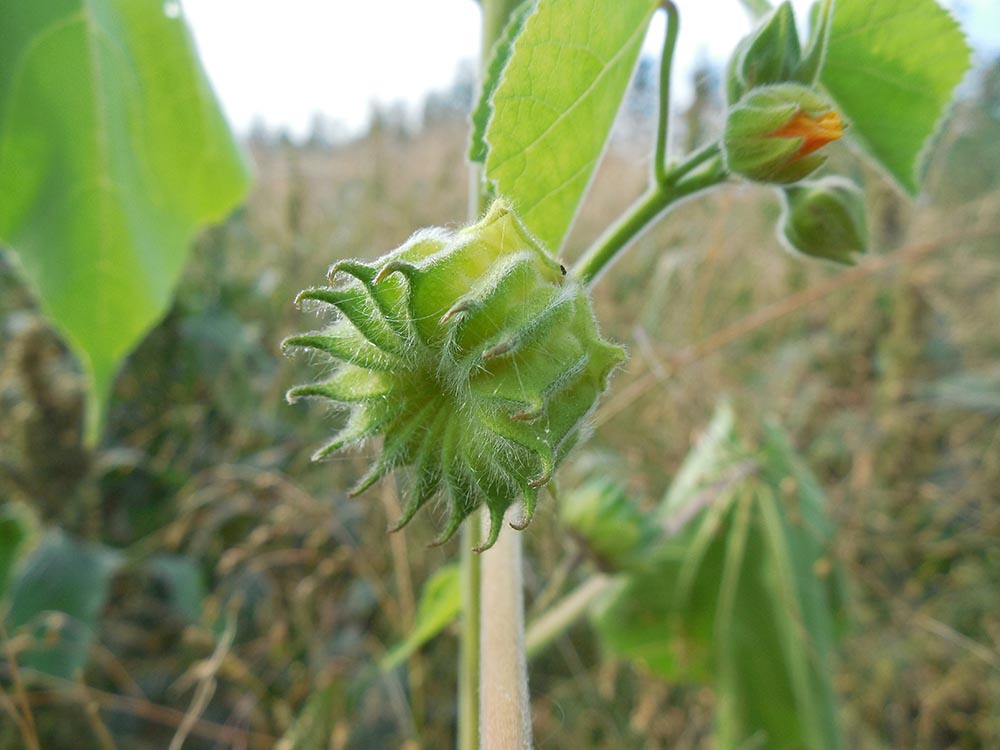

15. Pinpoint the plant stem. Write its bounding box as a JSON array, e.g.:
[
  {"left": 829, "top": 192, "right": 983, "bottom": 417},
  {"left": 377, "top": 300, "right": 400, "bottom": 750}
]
[
  {"left": 458, "top": 520, "right": 482, "bottom": 750},
  {"left": 573, "top": 143, "right": 725, "bottom": 285},
  {"left": 479, "top": 510, "right": 532, "bottom": 750},
  {"left": 461, "top": 4, "right": 524, "bottom": 749},
  {"left": 654, "top": 1, "right": 680, "bottom": 187}
]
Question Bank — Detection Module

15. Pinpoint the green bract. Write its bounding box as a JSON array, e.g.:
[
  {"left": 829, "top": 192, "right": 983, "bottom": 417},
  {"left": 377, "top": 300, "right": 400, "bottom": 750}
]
[
  {"left": 779, "top": 176, "right": 869, "bottom": 264},
  {"left": 723, "top": 83, "right": 843, "bottom": 184},
  {"left": 285, "top": 201, "right": 625, "bottom": 550},
  {"left": 726, "top": 1, "right": 802, "bottom": 104}
]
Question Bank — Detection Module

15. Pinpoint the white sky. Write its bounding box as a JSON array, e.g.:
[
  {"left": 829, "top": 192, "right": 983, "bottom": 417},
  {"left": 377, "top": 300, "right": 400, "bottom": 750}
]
[{"left": 179, "top": 0, "right": 1000, "bottom": 139}]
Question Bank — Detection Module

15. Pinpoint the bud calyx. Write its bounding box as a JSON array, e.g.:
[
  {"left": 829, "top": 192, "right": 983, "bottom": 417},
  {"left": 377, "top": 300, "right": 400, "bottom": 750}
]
[{"left": 724, "top": 83, "right": 844, "bottom": 184}]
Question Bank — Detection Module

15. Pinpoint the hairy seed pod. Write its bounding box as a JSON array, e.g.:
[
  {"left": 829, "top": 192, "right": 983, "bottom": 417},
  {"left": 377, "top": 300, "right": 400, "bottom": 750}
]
[{"left": 285, "top": 201, "right": 625, "bottom": 550}]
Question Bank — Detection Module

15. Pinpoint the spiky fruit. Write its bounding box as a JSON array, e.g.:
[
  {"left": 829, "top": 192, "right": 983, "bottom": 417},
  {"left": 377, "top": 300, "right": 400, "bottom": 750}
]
[{"left": 285, "top": 201, "right": 625, "bottom": 550}]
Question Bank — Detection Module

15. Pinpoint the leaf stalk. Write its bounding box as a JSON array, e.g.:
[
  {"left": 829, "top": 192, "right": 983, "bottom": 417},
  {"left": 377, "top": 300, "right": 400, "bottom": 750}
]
[
  {"left": 573, "top": 143, "right": 726, "bottom": 285},
  {"left": 654, "top": 1, "right": 681, "bottom": 186}
]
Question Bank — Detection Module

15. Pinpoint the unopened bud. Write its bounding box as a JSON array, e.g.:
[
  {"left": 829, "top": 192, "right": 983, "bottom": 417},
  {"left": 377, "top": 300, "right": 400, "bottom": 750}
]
[
  {"left": 779, "top": 176, "right": 869, "bottom": 264},
  {"left": 724, "top": 83, "right": 843, "bottom": 184},
  {"left": 726, "top": 1, "right": 802, "bottom": 104}
]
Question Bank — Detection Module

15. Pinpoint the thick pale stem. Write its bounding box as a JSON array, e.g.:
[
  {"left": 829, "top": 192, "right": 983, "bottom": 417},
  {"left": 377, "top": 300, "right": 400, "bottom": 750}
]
[
  {"left": 458, "top": 520, "right": 482, "bottom": 750},
  {"left": 479, "top": 510, "right": 532, "bottom": 750},
  {"left": 462, "top": 4, "right": 524, "bottom": 749}
]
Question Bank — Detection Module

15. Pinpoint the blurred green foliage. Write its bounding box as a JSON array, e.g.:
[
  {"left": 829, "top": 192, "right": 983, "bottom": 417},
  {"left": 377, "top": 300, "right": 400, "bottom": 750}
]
[{"left": 0, "top": 0, "right": 250, "bottom": 437}]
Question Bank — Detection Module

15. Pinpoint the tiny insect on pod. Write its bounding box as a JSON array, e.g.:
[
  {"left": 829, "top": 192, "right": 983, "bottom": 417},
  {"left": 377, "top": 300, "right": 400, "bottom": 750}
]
[{"left": 284, "top": 200, "right": 625, "bottom": 551}]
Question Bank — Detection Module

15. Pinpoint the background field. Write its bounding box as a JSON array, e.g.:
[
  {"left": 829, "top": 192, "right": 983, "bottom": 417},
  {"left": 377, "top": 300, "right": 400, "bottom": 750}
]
[{"left": 1, "top": 53, "right": 999, "bottom": 749}]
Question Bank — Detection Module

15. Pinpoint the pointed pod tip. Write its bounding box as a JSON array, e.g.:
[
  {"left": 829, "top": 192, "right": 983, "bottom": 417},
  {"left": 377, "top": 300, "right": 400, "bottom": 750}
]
[
  {"left": 373, "top": 260, "right": 416, "bottom": 285},
  {"left": 482, "top": 339, "right": 515, "bottom": 360},
  {"left": 440, "top": 300, "right": 473, "bottom": 325},
  {"left": 294, "top": 288, "right": 332, "bottom": 309},
  {"left": 511, "top": 407, "right": 543, "bottom": 422},
  {"left": 528, "top": 472, "right": 551, "bottom": 489},
  {"left": 508, "top": 511, "right": 533, "bottom": 532},
  {"left": 329, "top": 260, "right": 376, "bottom": 285}
]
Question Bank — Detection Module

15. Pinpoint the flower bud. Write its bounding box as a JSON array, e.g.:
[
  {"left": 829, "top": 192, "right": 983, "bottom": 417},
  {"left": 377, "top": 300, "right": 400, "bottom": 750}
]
[
  {"left": 726, "top": 1, "right": 802, "bottom": 104},
  {"left": 779, "top": 176, "right": 869, "bottom": 264},
  {"left": 723, "top": 83, "right": 843, "bottom": 184},
  {"left": 285, "top": 201, "right": 625, "bottom": 550},
  {"left": 559, "top": 478, "right": 657, "bottom": 572}
]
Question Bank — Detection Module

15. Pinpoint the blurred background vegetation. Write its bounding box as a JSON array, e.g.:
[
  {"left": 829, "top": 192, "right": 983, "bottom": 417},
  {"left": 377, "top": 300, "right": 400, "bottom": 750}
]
[{"left": 1, "top": 48, "right": 999, "bottom": 750}]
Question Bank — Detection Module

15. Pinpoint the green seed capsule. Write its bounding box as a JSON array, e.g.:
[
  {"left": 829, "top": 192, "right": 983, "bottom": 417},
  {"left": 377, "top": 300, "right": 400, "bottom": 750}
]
[
  {"left": 779, "top": 176, "right": 869, "bottom": 265},
  {"left": 285, "top": 200, "right": 625, "bottom": 550}
]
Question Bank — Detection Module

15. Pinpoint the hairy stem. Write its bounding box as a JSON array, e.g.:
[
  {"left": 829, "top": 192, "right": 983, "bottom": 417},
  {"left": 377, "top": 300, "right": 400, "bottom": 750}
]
[
  {"left": 654, "top": 1, "right": 680, "bottom": 186},
  {"left": 573, "top": 143, "right": 725, "bottom": 285},
  {"left": 479, "top": 510, "right": 532, "bottom": 750},
  {"left": 461, "top": 4, "right": 525, "bottom": 749},
  {"left": 458, "top": 520, "right": 483, "bottom": 750}
]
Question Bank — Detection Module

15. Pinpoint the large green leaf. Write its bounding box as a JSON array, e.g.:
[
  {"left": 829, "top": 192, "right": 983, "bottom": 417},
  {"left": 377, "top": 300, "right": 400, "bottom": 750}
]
[
  {"left": 821, "top": 0, "right": 970, "bottom": 194},
  {"left": 469, "top": 0, "right": 533, "bottom": 164},
  {"left": 484, "top": 0, "right": 658, "bottom": 252},
  {"left": 379, "top": 563, "right": 460, "bottom": 672},
  {"left": 592, "top": 404, "right": 844, "bottom": 750},
  {"left": 4, "top": 530, "right": 121, "bottom": 679},
  {"left": 0, "top": 0, "right": 251, "bottom": 438}
]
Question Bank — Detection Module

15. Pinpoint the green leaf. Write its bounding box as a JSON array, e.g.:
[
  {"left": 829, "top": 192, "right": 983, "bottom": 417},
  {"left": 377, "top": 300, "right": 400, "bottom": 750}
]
[
  {"left": 379, "top": 564, "right": 460, "bottom": 672},
  {"left": 0, "top": 503, "right": 34, "bottom": 599},
  {"left": 5, "top": 530, "right": 121, "bottom": 679},
  {"left": 593, "top": 405, "right": 844, "bottom": 750},
  {"left": 147, "top": 554, "right": 205, "bottom": 623},
  {"left": 558, "top": 477, "right": 659, "bottom": 572},
  {"left": 820, "top": 0, "right": 971, "bottom": 194},
  {"left": 0, "top": 0, "right": 252, "bottom": 439},
  {"left": 469, "top": 0, "right": 533, "bottom": 163},
  {"left": 484, "top": 0, "right": 659, "bottom": 252}
]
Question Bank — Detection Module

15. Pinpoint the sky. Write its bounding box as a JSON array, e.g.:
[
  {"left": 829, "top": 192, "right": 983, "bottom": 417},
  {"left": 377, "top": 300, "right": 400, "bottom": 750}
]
[{"left": 179, "top": 0, "right": 1000, "bottom": 139}]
